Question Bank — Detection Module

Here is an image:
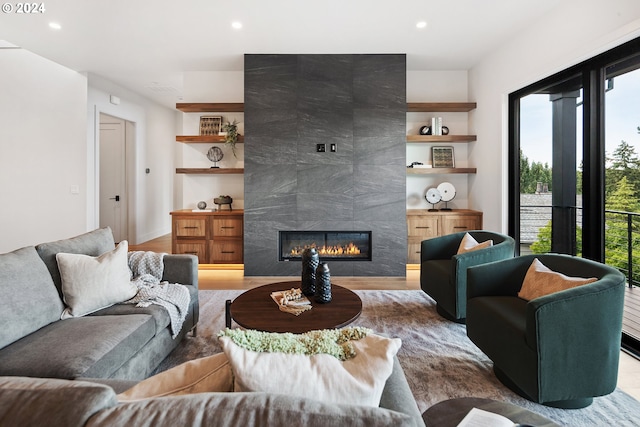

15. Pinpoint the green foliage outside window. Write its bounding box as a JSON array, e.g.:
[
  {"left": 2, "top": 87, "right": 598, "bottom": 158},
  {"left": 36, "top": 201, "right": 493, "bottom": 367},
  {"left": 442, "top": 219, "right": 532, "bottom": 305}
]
[{"left": 526, "top": 141, "right": 640, "bottom": 285}]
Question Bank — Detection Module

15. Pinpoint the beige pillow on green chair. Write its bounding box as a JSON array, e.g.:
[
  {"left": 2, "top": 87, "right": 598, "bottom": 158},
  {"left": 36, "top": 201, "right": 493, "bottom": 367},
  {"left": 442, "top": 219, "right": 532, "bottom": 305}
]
[
  {"left": 457, "top": 233, "right": 493, "bottom": 254},
  {"left": 117, "top": 353, "right": 233, "bottom": 402},
  {"left": 518, "top": 258, "right": 597, "bottom": 301}
]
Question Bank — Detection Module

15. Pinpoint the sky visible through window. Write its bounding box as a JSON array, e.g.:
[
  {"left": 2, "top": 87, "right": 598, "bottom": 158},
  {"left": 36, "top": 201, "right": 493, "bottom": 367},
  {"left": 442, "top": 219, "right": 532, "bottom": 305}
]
[{"left": 520, "top": 69, "right": 640, "bottom": 168}]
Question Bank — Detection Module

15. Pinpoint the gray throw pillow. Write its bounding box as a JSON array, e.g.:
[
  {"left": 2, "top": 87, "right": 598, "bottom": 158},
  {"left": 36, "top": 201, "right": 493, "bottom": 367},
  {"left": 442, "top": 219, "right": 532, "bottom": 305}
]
[{"left": 0, "top": 246, "right": 64, "bottom": 350}]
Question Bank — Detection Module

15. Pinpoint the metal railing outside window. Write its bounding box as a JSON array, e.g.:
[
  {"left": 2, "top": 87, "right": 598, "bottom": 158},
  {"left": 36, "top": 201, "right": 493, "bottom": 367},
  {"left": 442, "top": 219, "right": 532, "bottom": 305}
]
[{"left": 520, "top": 205, "right": 639, "bottom": 288}]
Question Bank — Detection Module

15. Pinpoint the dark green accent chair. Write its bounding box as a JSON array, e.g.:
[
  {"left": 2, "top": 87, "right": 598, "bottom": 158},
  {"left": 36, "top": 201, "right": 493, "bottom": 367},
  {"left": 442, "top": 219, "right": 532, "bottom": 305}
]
[
  {"left": 420, "top": 230, "right": 515, "bottom": 323},
  {"left": 466, "top": 254, "right": 626, "bottom": 409}
]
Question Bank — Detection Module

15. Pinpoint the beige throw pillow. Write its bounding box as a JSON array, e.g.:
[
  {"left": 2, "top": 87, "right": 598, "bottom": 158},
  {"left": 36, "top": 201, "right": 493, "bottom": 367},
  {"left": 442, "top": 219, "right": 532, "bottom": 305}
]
[
  {"left": 117, "top": 353, "right": 233, "bottom": 402},
  {"left": 518, "top": 258, "right": 598, "bottom": 301},
  {"left": 57, "top": 241, "right": 137, "bottom": 318},
  {"left": 457, "top": 233, "right": 493, "bottom": 254},
  {"left": 219, "top": 332, "right": 401, "bottom": 408}
]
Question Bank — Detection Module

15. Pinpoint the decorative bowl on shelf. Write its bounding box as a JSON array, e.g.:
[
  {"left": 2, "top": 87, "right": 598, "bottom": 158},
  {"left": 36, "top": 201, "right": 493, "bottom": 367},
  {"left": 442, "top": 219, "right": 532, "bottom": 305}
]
[{"left": 214, "top": 195, "right": 233, "bottom": 211}]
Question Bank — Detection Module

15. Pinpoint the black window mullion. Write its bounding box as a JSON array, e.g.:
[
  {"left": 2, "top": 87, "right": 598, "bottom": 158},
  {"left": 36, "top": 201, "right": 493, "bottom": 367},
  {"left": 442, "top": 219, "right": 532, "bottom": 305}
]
[
  {"left": 508, "top": 93, "right": 521, "bottom": 254},
  {"left": 581, "top": 68, "right": 606, "bottom": 262}
]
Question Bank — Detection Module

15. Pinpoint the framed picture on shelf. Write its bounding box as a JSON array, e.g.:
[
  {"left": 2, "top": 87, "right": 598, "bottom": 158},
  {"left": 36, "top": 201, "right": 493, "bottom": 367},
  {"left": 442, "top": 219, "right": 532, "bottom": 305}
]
[
  {"left": 432, "top": 146, "right": 455, "bottom": 168},
  {"left": 199, "top": 116, "right": 222, "bottom": 136}
]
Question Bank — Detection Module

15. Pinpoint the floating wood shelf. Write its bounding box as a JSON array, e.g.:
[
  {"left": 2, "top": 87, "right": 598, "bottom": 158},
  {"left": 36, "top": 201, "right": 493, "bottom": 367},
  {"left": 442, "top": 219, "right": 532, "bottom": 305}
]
[
  {"left": 176, "top": 168, "right": 244, "bottom": 174},
  {"left": 176, "top": 103, "right": 244, "bottom": 113},
  {"left": 407, "top": 135, "right": 476, "bottom": 143},
  {"left": 176, "top": 135, "right": 245, "bottom": 143},
  {"left": 406, "top": 167, "right": 477, "bottom": 175},
  {"left": 407, "top": 102, "right": 476, "bottom": 112}
]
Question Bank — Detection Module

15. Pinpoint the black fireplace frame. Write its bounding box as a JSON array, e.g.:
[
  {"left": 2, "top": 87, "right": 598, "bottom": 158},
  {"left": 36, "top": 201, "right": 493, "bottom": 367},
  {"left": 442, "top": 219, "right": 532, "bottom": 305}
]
[{"left": 279, "top": 230, "right": 372, "bottom": 262}]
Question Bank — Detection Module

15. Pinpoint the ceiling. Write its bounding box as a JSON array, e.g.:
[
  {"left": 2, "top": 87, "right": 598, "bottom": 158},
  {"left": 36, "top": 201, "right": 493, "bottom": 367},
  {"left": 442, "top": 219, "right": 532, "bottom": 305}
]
[{"left": 1, "top": 0, "right": 562, "bottom": 108}]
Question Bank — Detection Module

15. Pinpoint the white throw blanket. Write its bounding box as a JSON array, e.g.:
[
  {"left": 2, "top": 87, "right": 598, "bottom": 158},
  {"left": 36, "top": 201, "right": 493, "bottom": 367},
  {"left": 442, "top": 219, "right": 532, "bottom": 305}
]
[{"left": 124, "top": 251, "right": 191, "bottom": 339}]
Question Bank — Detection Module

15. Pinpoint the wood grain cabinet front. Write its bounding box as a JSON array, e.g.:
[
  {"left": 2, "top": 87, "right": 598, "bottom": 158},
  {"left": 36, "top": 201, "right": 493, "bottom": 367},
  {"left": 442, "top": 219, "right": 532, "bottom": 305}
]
[
  {"left": 406, "top": 209, "right": 483, "bottom": 263},
  {"left": 171, "top": 210, "right": 244, "bottom": 264}
]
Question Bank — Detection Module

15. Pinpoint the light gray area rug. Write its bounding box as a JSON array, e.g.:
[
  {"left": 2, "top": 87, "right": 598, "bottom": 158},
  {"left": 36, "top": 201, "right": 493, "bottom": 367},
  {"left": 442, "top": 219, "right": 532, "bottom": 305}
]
[{"left": 155, "top": 290, "right": 640, "bottom": 426}]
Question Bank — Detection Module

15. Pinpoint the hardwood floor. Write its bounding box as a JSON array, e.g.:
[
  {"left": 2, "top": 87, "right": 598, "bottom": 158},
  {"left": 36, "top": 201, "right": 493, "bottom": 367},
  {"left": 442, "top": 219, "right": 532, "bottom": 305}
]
[{"left": 131, "top": 234, "right": 640, "bottom": 401}]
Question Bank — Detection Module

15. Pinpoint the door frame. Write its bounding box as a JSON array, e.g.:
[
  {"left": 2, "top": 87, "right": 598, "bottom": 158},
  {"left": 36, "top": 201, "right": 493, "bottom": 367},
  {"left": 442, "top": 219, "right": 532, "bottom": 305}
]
[
  {"left": 99, "top": 114, "right": 129, "bottom": 242},
  {"left": 92, "top": 108, "right": 137, "bottom": 244}
]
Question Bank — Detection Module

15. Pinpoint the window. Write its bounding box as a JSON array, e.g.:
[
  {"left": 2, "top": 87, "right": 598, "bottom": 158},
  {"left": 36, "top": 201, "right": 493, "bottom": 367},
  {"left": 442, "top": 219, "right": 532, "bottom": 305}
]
[{"left": 509, "top": 37, "right": 640, "bottom": 355}]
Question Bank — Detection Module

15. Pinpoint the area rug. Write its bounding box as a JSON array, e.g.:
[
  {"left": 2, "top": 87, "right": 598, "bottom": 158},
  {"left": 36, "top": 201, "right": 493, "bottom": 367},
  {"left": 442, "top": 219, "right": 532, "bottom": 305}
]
[{"left": 154, "top": 289, "right": 640, "bottom": 426}]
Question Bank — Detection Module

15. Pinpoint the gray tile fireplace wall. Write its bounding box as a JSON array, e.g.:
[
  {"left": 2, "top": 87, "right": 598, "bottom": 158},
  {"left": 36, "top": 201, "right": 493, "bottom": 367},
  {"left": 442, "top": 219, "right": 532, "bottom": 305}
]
[{"left": 244, "top": 54, "right": 407, "bottom": 276}]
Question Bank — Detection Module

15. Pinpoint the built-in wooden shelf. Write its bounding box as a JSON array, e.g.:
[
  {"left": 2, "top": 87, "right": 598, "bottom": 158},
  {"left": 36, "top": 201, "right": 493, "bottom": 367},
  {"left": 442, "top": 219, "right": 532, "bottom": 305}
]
[
  {"left": 406, "top": 102, "right": 476, "bottom": 112},
  {"left": 407, "top": 135, "right": 476, "bottom": 143},
  {"left": 406, "top": 167, "right": 476, "bottom": 175},
  {"left": 176, "top": 103, "right": 244, "bottom": 113},
  {"left": 176, "top": 168, "right": 244, "bottom": 174},
  {"left": 176, "top": 135, "right": 245, "bottom": 143}
]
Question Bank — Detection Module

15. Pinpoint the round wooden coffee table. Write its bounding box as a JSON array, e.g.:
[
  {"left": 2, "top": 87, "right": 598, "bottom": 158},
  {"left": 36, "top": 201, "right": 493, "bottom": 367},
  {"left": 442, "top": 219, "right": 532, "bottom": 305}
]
[
  {"left": 422, "top": 397, "right": 559, "bottom": 427},
  {"left": 225, "top": 281, "right": 362, "bottom": 333}
]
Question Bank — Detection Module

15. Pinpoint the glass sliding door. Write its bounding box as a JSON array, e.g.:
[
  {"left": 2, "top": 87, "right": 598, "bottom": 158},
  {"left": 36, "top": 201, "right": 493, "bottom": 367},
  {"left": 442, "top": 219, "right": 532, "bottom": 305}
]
[
  {"left": 604, "top": 60, "right": 640, "bottom": 346},
  {"left": 509, "top": 37, "right": 640, "bottom": 355}
]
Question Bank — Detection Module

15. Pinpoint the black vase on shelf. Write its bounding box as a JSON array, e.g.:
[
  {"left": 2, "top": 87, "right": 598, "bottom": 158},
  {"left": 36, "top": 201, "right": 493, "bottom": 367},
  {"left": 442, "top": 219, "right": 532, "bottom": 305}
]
[
  {"left": 301, "top": 248, "right": 319, "bottom": 296},
  {"left": 315, "top": 263, "right": 332, "bottom": 304}
]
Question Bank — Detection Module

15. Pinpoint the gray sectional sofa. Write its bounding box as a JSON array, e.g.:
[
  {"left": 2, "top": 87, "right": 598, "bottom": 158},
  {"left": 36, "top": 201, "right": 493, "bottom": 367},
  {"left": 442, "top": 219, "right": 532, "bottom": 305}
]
[
  {"left": 0, "top": 228, "right": 425, "bottom": 426},
  {"left": 0, "top": 369, "right": 424, "bottom": 427},
  {"left": 0, "top": 227, "right": 199, "bottom": 381}
]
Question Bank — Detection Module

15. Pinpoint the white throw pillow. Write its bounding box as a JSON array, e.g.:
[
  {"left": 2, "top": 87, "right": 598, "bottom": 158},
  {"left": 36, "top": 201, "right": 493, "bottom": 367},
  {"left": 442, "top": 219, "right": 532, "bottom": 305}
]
[
  {"left": 219, "top": 331, "right": 401, "bottom": 408},
  {"left": 117, "top": 353, "right": 233, "bottom": 402},
  {"left": 57, "top": 241, "right": 137, "bottom": 318},
  {"left": 518, "top": 258, "right": 598, "bottom": 301},
  {"left": 457, "top": 232, "right": 493, "bottom": 254}
]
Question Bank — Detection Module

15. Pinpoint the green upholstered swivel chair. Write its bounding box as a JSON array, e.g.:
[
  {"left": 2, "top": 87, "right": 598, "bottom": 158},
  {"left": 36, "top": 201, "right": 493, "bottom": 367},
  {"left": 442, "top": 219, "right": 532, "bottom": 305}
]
[
  {"left": 420, "top": 230, "right": 515, "bottom": 323},
  {"left": 466, "top": 254, "right": 626, "bottom": 409}
]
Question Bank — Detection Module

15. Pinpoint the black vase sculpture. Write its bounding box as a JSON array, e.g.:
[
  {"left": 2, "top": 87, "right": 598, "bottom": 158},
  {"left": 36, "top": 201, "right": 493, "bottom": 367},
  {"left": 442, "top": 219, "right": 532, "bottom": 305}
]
[
  {"left": 315, "top": 263, "right": 332, "bottom": 304},
  {"left": 301, "top": 248, "right": 319, "bottom": 296}
]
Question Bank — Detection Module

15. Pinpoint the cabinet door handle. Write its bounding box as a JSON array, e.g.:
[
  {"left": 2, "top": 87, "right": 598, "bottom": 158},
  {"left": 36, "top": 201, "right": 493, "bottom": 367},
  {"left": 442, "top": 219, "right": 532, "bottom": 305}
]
[
  {"left": 184, "top": 226, "right": 198, "bottom": 229},
  {"left": 185, "top": 251, "right": 198, "bottom": 255},
  {"left": 221, "top": 226, "right": 235, "bottom": 229},
  {"left": 416, "top": 226, "right": 431, "bottom": 229},
  {"left": 454, "top": 226, "right": 468, "bottom": 229},
  {"left": 221, "top": 251, "right": 235, "bottom": 254}
]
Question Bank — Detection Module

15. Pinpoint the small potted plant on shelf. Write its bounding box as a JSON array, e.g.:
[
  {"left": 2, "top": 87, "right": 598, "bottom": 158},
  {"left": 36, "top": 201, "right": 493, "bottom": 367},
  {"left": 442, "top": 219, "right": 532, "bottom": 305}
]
[{"left": 221, "top": 119, "right": 240, "bottom": 158}]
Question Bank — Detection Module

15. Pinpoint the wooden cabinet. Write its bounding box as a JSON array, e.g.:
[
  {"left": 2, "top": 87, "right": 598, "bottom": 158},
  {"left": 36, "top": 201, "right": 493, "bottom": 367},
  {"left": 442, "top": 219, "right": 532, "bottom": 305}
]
[
  {"left": 407, "top": 209, "right": 483, "bottom": 263},
  {"left": 171, "top": 209, "right": 243, "bottom": 264}
]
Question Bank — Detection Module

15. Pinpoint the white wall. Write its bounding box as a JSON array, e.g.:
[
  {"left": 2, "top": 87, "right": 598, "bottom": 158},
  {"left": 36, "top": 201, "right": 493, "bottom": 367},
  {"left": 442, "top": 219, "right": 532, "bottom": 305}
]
[
  {"left": 177, "top": 71, "right": 245, "bottom": 210},
  {"left": 469, "top": 0, "right": 640, "bottom": 233},
  {"left": 0, "top": 48, "right": 87, "bottom": 252},
  {"left": 87, "top": 73, "right": 177, "bottom": 244}
]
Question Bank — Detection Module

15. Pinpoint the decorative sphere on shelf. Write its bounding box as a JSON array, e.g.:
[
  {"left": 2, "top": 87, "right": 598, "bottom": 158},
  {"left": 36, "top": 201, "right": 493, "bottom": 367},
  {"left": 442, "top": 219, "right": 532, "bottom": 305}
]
[{"left": 197, "top": 201, "right": 207, "bottom": 209}]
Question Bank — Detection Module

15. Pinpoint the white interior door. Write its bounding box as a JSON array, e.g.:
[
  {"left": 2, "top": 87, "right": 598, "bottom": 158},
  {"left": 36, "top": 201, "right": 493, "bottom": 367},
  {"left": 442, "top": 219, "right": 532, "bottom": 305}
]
[{"left": 99, "top": 116, "right": 127, "bottom": 242}]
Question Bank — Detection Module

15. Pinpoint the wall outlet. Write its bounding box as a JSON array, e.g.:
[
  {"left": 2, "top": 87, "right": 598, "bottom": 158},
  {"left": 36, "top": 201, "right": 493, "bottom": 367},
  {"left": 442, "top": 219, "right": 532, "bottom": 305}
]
[
  {"left": 317, "top": 143, "right": 326, "bottom": 152},
  {"left": 330, "top": 143, "right": 337, "bottom": 152}
]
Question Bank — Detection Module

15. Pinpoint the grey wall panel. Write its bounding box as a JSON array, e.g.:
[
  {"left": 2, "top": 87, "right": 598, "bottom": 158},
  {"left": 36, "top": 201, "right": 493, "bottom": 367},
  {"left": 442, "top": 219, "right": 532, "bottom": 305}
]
[{"left": 244, "top": 54, "right": 406, "bottom": 276}]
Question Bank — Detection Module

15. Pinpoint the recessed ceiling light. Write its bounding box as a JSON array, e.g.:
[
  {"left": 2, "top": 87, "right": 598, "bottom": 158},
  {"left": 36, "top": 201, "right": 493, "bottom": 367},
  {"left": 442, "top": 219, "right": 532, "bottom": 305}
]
[
  {"left": 231, "top": 21, "right": 243, "bottom": 30},
  {"left": 49, "top": 22, "right": 62, "bottom": 30},
  {"left": 416, "top": 21, "right": 427, "bottom": 29}
]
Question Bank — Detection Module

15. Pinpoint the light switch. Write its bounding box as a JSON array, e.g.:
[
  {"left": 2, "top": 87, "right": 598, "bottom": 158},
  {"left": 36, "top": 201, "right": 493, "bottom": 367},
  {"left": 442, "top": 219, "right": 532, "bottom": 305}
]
[{"left": 70, "top": 185, "right": 79, "bottom": 194}]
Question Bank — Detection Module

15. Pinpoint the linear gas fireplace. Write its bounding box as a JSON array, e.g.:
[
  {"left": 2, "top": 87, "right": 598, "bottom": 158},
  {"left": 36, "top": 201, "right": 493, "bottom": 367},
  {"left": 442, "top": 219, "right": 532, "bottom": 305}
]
[{"left": 279, "top": 231, "right": 372, "bottom": 262}]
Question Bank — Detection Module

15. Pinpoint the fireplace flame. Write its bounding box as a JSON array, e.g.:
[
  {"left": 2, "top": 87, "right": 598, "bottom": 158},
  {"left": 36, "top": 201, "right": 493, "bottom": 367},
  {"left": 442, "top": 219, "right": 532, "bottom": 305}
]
[{"left": 290, "top": 242, "right": 362, "bottom": 257}]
